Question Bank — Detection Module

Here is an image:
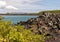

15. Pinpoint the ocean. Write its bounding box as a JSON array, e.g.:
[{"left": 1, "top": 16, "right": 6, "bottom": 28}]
[{"left": 2, "top": 15, "right": 38, "bottom": 24}]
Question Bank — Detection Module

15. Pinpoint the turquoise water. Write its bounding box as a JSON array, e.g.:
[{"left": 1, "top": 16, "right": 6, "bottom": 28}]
[{"left": 3, "top": 15, "right": 38, "bottom": 24}]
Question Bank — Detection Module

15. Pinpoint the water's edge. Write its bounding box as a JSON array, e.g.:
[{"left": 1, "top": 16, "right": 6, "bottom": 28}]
[{"left": 2, "top": 15, "right": 38, "bottom": 24}]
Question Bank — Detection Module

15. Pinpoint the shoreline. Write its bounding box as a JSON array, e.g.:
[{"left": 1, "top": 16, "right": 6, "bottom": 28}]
[{"left": 0, "top": 14, "right": 39, "bottom": 16}]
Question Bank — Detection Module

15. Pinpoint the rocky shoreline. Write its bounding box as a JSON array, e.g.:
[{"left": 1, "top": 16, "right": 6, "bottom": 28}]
[{"left": 17, "top": 13, "right": 60, "bottom": 42}]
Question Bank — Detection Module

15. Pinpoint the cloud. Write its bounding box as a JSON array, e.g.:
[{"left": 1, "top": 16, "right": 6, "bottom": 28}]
[
  {"left": 6, "top": 5, "right": 18, "bottom": 10},
  {"left": 5, "top": 0, "right": 42, "bottom": 4},
  {"left": 0, "top": 0, "right": 18, "bottom": 10},
  {"left": 23, "top": 0, "right": 42, "bottom": 3},
  {"left": 19, "top": 0, "right": 42, "bottom": 4},
  {"left": 0, "top": 0, "right": 43, "bottom": 13},
  {"left": 0, "top": 1, "right": 7, "bottom": 8}
]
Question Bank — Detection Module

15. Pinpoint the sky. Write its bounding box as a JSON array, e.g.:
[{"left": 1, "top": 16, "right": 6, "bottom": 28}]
[{"left": 0, "top": 0, "right": 60, "bottom": 13}]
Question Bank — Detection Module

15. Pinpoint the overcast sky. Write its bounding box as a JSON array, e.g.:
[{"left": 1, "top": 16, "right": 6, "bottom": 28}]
[{"left": 0, "top": 0, "right": 60, "bottom": 13}]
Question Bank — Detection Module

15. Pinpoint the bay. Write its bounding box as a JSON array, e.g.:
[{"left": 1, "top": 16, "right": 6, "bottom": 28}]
[{"left": 2, "top": 15, "right": 38, "bottom": 24}]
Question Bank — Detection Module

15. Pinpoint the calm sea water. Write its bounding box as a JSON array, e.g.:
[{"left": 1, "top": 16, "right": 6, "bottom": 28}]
[{"left": 3, "top": 15, "right": 38, "bottom": 24}]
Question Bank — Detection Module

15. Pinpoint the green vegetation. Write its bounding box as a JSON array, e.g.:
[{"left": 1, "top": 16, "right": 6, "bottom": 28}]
[
  {"left": 0, "top": 17, "right": 45, "bottom": 42},
  {"left": 38, "top": 10, "right": 60, "bottom": 14}
]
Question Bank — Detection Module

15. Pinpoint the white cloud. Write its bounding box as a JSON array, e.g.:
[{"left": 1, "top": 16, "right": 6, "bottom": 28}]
[
  {"left": 0, "top": 0, "right": 43, "bottom": 13},
  {"left": 0, "top": 0, "right": 18, "bottom": 10},
  {"left": 0, "top": 1, "right": 7, "bottom": 8},
  {"left": 6, "top": 5, "right": 18, "bottom": 10}
]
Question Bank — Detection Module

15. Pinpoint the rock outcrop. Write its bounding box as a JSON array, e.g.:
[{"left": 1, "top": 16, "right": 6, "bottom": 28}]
[{"left": 17, "top": 13, "right": 60, "bottom": 42}]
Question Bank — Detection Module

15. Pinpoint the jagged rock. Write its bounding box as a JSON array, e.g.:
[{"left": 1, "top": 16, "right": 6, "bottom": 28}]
[
  {"left": 45, "top": 35, "right": 60, "bottom": 42},
  {"left": 17, "top": 13, "right": 60, "bottom": 42}
]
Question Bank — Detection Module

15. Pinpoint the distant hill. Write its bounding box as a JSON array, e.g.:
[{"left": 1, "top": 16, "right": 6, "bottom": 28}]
[{"left": 38, "top": 10, "right": 60, "bottom": 14}]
